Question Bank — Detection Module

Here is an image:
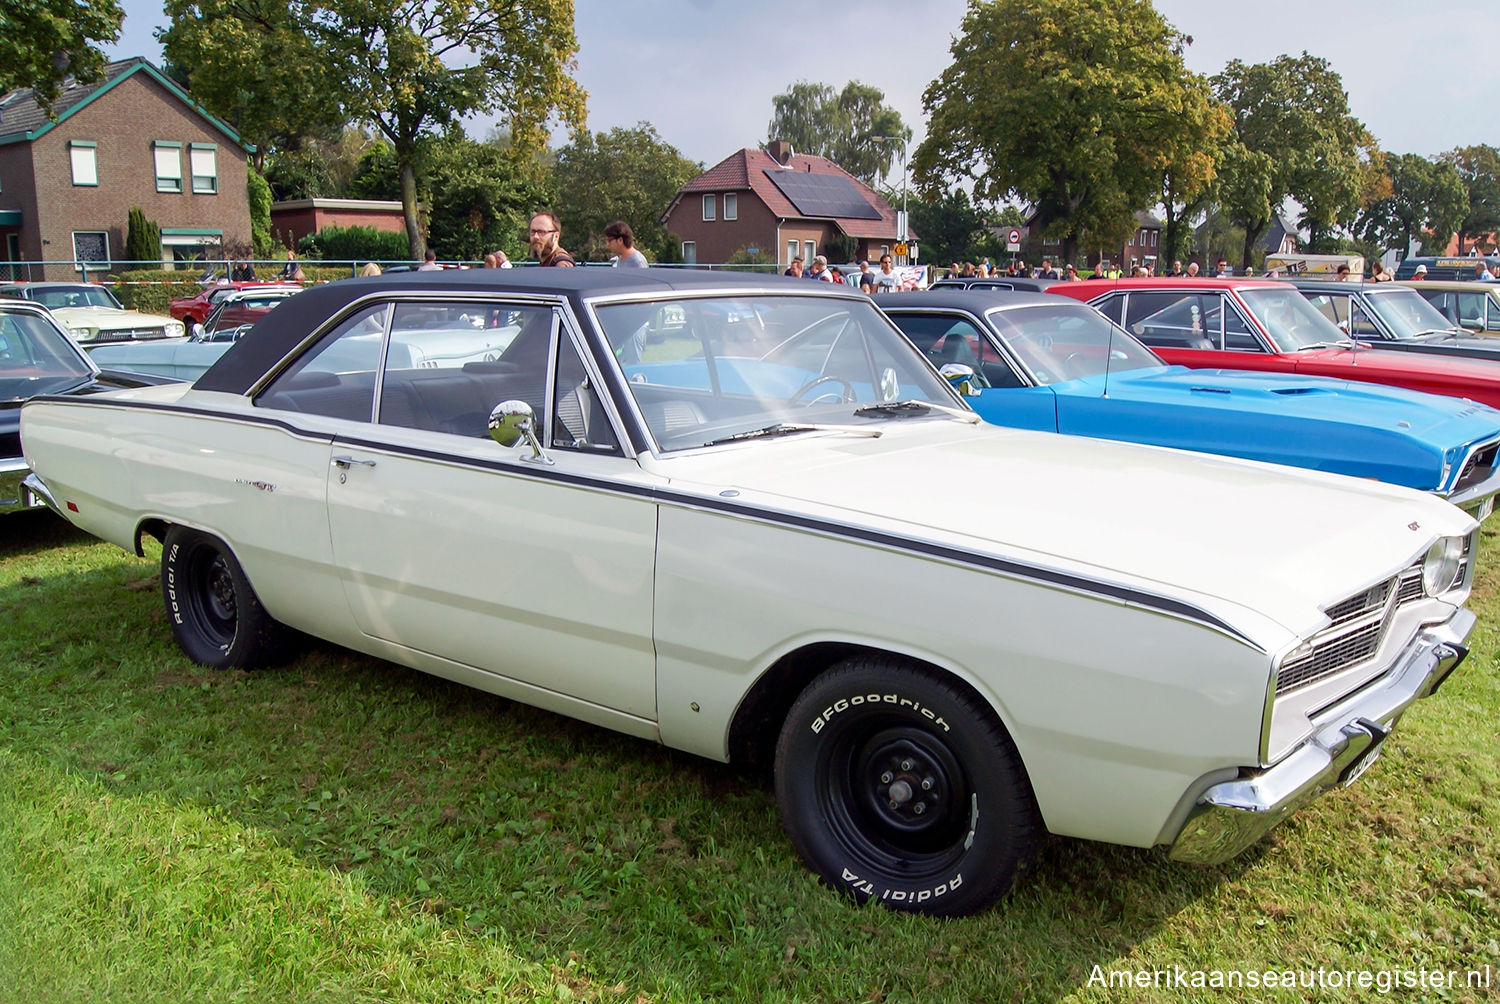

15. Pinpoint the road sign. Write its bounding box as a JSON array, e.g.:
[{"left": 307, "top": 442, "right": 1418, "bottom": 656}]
[
  {"left": 894, "top": 243, "right": 908, "bottom": 256},
  {"left": 1006, "top": 228, "right": 1021, "bottom": 252}
]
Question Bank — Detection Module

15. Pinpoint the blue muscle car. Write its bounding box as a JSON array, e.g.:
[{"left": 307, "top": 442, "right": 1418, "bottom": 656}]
[{"left": 882, "top": 290, "right": 1500, "bottom": 519}]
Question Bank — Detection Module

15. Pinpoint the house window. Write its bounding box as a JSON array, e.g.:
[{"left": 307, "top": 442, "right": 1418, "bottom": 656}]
[
  {"left": 69, "top": 141, "right": 98, "bottom": 186},
  {"left": 154, "top": 141, "right": 183, "bottom": 193},
  {"left": 803, "top": 241, "right": 815, "bottom": 261},
  {"left": 189, "top": 144, "right": 218, "bottom": 194},
  {"left": 786, "top": 240, "right": 798, "bottom": 264},
  {"left": 681, "top": 241, "right": 697, "bottom": 264},
  {"left": 724, "top": 193, "right": 737, "bottom": 220},
  {"left": 702, "top": 195, "right": 715, "bottom": 221},
  {"left": 72, "top": 231, "right": 109, "bottom": 271}
]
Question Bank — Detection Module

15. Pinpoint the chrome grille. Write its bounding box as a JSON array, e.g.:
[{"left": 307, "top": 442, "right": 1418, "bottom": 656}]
[
  {"left": 1455, "top": 441, "right": 1500, "bottom": 493},
  {"left": 83, "top": 327, "right": 167, "bottom": 343},
  {"left": 1275, "top": 560, "right": 1425, "bottom": 697}
]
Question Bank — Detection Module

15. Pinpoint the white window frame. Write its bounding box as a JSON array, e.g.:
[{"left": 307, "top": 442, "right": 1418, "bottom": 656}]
[
  {"left": 803, "top": 240, "right": 815, "bottom": 261},
  {"left": 723, "top": 193, "right": 737, "bottom": 220},
  {"left": 69, "top": 141, "right": 98, "bottom": 187},
  {"left": 786, "top": 240, "right": 798, "bottom": 265},
  {"left": 154, "top": 141, "right": 183, "bottom": 193},
  {"left": 681, "top": 241, "right": 697, "bottom": 264},
  {"left": 189, "top": 143, "right": 218, "bottom": 194},
  {"left": 702, "top": 195, "right": 715, "bottom": 221}
]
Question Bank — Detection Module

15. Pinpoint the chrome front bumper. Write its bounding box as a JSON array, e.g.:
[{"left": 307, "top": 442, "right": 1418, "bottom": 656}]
[
  {"left": 1446, "top": 466, "right": 1500, "bottom": 521},
  {"left": 1169, "top": 608, "right": 1475, "bottom": 864}
]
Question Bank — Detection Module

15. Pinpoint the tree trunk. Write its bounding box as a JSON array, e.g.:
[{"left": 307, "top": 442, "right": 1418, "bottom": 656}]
[
  {"left": 399, "top": 156, "right": 424, "bottom": 260},
  {"left": 1241, "top": 221, "right": 1268, "bottom": 272}
]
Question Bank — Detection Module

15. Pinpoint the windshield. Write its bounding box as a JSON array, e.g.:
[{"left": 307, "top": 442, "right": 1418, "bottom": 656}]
[
  {"left": 593, "top": 294, "right": 961, "bottom": 451},
  {"left": 1238, "top": 287, "right": 1351, "bottom": 351},
  {"left": 26, "top": 285, "right": 123, "bottom": 310},
  {"left": 1363, "top": 288, "right": 1462, "bottom": 339},
  {"left": 0, "top": 311, "right": 94, "bottom": 401},
  {"left": 988, "top": 304, "right": 1162, "bottom": 382}
]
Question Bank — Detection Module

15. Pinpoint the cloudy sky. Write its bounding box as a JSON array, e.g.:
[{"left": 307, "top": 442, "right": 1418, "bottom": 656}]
[{"left": 108, "top": 0, "right": 1498, "bottom": 180}]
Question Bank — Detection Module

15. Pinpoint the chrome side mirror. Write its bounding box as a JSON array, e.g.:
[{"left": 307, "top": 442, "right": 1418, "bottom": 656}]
[
  {"left": 488, "top": 400, "right": 553, "bottom": 464},
  {"left": 939, "top": 363, "right": 982, "bottom": 397}
]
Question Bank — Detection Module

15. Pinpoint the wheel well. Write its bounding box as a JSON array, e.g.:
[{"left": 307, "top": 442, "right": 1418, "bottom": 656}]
[
  {"left": 134, "top": 518, "right": 169, "bottom": 556},
  {"left": 726, "top": 643, "right": 1003, "bottom": 768}
]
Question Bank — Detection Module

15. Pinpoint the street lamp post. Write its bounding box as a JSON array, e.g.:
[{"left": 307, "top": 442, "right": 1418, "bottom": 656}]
[{"left": 871, "top": 135, "right": 911, "bottom": 263}]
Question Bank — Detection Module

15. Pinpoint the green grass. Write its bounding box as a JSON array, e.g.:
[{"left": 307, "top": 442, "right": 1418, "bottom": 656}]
[{"left": 2, "top": 510, "right": 1498, "bottom": 1002}]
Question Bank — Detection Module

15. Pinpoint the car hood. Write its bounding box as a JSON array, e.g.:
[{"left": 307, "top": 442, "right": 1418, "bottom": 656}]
[
  {"left": 48, "top": 306, "right": 177, "bottom": 328},
  {"left": 1061, "top": 366, "right": 1500, "bottom": 442},
  {"left": 647, "top": 417, "right": 1472, "bottom": 645}
]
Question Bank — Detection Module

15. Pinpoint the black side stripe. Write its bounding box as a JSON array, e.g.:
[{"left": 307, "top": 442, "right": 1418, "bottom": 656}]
[{"left": 31, "top": 395, "right": 1261, "bottom": 648}]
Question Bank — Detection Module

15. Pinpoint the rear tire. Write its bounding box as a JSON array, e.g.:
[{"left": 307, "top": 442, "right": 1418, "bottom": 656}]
[
  {"left": 161, "top": 525, "right": 284, "bottom": 669},
  {"left": 775, "top": 658, "right": 1040, "bottom": 917}
]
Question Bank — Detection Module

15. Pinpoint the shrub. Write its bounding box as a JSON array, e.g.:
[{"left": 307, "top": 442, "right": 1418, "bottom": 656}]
[{"left": 298, "top": 225, "right": 410, "bottom": 265}]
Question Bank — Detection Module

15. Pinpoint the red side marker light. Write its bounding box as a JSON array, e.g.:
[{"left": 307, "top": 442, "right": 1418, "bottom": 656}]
[{"left": 66, "top": 501, "right": 78, "bottom": 512}]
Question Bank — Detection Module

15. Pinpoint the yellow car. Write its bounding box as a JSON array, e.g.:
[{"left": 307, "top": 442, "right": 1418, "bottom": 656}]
[{"left": 1397, "top": 279, "right": 1500, "bottom": 334}]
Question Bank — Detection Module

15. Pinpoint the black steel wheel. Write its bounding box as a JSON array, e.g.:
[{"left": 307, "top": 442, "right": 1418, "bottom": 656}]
[
  {"left": 775, "top": 658, "right": 1040, "bottom": 916},
  {"left": 161, "top": 525, "right": 284, "bottom": 669}
]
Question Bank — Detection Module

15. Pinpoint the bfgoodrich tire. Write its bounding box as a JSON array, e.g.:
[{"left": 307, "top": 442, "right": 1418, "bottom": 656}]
[
  {"left": 161, "top": 525, "right": 284, "bottom": 669},
  {"left": 775, "top": 658, "right": 1040, "bottom": 917}
]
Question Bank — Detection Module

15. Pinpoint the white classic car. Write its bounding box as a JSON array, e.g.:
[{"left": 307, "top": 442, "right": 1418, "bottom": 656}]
[
  {"left": 0, "top": 281, "right": 185, "bottom": 345},
  {"left": 21, "top": 269, "right": 1477, "bottom": 916}
]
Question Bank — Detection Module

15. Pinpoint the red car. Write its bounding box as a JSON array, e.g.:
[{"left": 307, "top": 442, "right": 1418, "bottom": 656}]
[
  {"left": 168, "top": 281, "right": 299, "bottom": 324},
  {"left": 1049, "top": 278, "right": 1500, "bottom": 410}
]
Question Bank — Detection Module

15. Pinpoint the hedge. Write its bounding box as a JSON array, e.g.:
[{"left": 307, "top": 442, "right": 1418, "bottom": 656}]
[{"left": 107, "top": 267, "right": 358, "bottom": 315}]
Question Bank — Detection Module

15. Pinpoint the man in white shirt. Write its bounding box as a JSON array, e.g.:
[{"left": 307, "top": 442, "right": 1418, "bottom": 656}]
[{"left": 874, "top": 254, "right": 900, "bottom": 293}]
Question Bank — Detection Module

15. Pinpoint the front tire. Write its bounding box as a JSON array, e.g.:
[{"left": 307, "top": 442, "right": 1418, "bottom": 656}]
[
  {"left": 775, "top": 658, "right": 1040, "bottom": 916},
  {"left": 161, "top": 526, "right": 283, "bottom": 669}
]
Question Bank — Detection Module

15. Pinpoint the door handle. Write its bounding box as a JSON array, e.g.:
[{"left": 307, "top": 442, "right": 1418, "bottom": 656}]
[{"left": 332, "top": 456, "right": 376, "bottom": 470}]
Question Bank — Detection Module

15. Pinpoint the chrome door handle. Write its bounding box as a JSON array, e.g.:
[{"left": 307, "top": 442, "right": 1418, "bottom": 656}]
[{"left": 332, "top": 456, "right": 376, "bottom": 469}]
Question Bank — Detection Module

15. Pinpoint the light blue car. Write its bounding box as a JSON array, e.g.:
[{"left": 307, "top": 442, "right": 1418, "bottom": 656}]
[{"left": 882, "top": 291, "right": 1500, "bottom": 520}]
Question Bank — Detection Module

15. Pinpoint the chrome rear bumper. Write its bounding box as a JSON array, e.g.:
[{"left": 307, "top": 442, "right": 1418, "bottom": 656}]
[{"left": 1169, "top": 608, "right": 1474, "bottom": 864}]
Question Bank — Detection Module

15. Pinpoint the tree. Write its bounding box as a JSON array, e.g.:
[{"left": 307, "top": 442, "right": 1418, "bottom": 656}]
[
  {"left": 908, "top": 189, "right": 990, "bottom": 266},
  {"left": 913, "top": 0, "right": 1221, "bottom": 264},
  {"left": 1355, "top": 153, "right": 1467, "bottom": 257},
  {"left": 163, "top": 0, "right": 586, "bottom": 258},
  {"left": 0, "top": 0, "right": 123, "bottom": 108},
  {"left": 766, "top": 81, "right": 910, "bottom": 187},
  {"left": 161, "top": 1, "right": 347, "bottom": 169},
  {"left": 1442, "top": 145, "right": 1500, "bottom": 255},
  {"left": 246, "top": 170, "right": 274, "bottom": 255},
  {"left": 425, "top": 133, "right": 553, "bottom": 262},
  {"left": 125, "top": 208, "right": 161, "bottom": 265},
  {"left": 1212, "top": 53, "right": 1374, "bottom": 266},
  {"left": 552, "top": 124, "right": 701, "bottom": 262}
]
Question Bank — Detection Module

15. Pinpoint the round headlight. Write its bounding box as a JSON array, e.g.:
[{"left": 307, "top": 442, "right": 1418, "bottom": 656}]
[
  {"left": 68, "top": 325, "right": 98, "bottom": 341},
  {"left": 1422, "top": 536, "right": 1464, "bottom": 596},
  {"left": 166, "top": 321, "right": 185, "bottom": 338}
]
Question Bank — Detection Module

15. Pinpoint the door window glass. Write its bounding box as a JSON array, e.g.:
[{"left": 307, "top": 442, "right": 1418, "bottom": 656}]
[
  {"left": 256, "top": 303, "right": 390, "bottom": 420},
  {"left": 377, "top": 302, "right": 552, "bottom": 438}
]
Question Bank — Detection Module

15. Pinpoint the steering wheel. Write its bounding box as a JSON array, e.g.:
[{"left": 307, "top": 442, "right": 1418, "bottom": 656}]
[{"left": 788, "top": 375, "right": 856, "bottom": 406}]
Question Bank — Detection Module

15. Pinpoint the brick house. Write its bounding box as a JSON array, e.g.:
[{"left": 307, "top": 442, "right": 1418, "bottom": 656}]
[
  {"left": 663, "top": 141, "right": 910, "bottom": 267},
  {"left": 269, "top": 198, "right": 407, "bottom": 248},
  {"left": 0, "top": 58, "right": 252, "bottom": 280}
]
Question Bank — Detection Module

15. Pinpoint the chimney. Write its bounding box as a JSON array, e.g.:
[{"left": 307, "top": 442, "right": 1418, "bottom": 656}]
[{"left": 766, "top": 140, "right": 794, "bottom": 166}]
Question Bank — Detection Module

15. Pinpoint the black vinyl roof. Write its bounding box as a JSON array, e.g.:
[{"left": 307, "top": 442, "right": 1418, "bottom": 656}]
[{"left": 194, "top": 267, "right": 859, "bottom": 395}]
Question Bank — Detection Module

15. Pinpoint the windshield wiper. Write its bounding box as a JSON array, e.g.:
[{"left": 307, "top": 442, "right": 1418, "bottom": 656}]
[
  {"left": 696, "top": 423, "right": 883, "bottom": 448},
  {"left": 853, "top": 399, "right": 981, "bottom": 423},
  {"left": 1297, "top": 340, "right": 1357, "bottom": 351}
]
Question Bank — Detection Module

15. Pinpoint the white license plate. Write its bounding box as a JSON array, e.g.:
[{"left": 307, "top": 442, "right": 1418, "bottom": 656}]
[
  {"left": 1340, "top": 743, "right": 1382, "bottom": 787},
  {"left": 1478, "top": 496, "right": 1495, "bottom": 522}
]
